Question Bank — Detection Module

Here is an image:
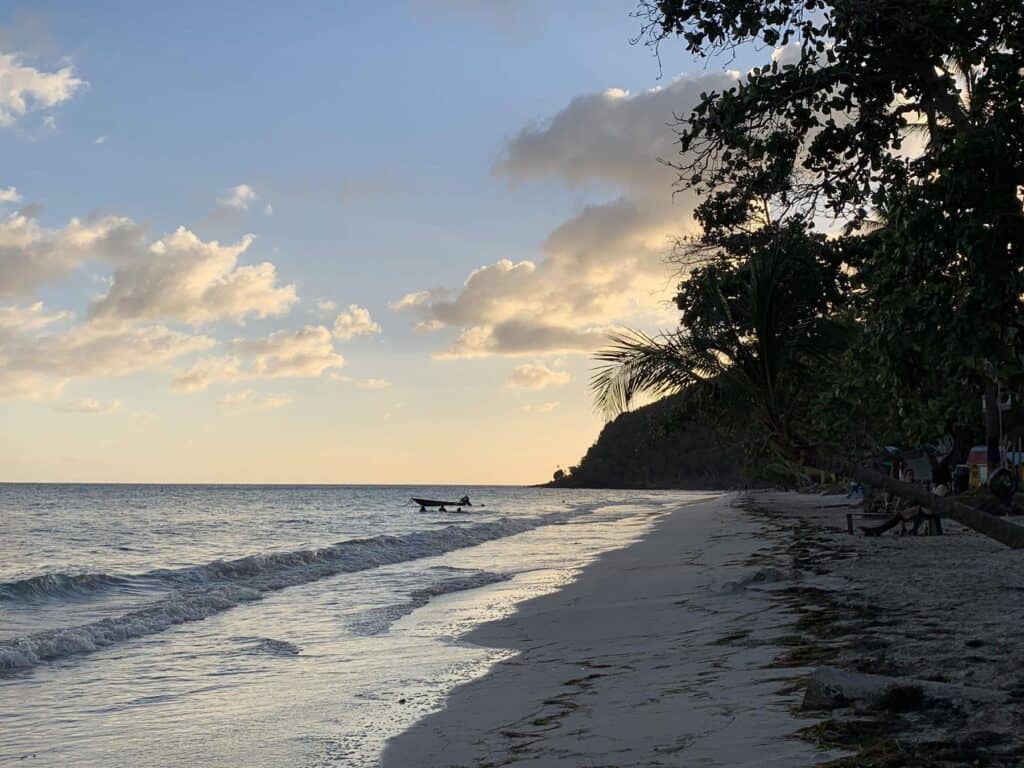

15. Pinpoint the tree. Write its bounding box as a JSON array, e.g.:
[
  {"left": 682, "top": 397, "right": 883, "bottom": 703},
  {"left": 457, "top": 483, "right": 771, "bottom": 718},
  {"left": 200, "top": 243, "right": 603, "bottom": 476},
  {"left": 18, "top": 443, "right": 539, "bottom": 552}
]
[
  {"left": 637, "top": 0, "right": 1024, "bottom": 444},
  {"left": 594, "top": 219, "right": 850, "bottom": 460},
  {"left": 588, "top": 2, "right": 1024, "bottom": 547}
]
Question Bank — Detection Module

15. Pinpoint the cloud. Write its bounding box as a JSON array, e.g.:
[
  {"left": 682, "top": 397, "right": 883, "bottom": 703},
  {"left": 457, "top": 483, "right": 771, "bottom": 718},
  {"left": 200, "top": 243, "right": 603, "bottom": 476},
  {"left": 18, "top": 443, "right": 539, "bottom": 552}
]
[
  {"left": 0, "top": 192, "right": 299, "bottom": 325},
  {"left": 0, "top": 193, "right": 324, "bottom": 402},
  {"left": 55, "top": 397, "right": 121, "bottom": 414},
  {"left": 0, "top": 302, "right": 214, "bottom": 399},
  {"left": 355, "top": 377, "right": 391, "bottom": 389},
  {"left": 315, "top": 299, "right": 337, "bottom": 313},
  {"left": 172, "top": 325, "right": 344, "bottom": 391},
  {"left": 495, "top": 74, "right": 736, "bottom": 193},
  {"left": 521, "top": 401, "right": 559, "bottom": 413},
  {"left": 218, "top": 184, "right": 258, "bottom": 211},
  {"left": 0, "top": 51, "right": 85, "bottom": 127},
  {"left": 389, "top": 291, "right": 434, "bottom": 312},
  {"left": 434, "top": 319, "right": 617, "bottom": 359},
  {"left": 0, "top": 301, "right": 69, "bottom": 336},
  {"left": 331, "top": 373, "right": 392, "bottom": 389},
  {"left": 505, "top": 361, "right": 571, "bottom": 390},
  {"left": 217, "top": 389, "right": 291, "bottom": 411},
  {"left": 394, "top": 73, "right": 737, "bottom": 358},
  {"left": 89, "top": 227, "right": 297, "bottom": 326},
  {"left": 94, "top": 135, "right": 108, "bottom": 144},
  {"left": 332, "top": 304, "right": 381, "bottom": 340},
  {"left": 0, "top": 209, "right": 141, "bottom": 298}
]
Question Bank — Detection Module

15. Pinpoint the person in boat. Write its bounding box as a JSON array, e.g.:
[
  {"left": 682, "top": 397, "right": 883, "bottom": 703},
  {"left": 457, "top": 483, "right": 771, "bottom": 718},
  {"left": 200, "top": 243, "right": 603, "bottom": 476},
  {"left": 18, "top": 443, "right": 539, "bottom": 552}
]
[{"left": 459, "top": 495, "right": 470, "bottom": 506}]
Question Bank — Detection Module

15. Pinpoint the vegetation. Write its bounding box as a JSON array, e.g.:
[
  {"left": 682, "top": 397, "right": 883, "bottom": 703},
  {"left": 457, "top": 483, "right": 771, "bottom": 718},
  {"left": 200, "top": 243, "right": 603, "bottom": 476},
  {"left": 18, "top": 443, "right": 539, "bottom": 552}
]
[
  {"left": 579, "top": 1, "right": 1024, "bottom": 545},
  {"left": 549, "top": 394, "right": 746, "bottom": 489}
]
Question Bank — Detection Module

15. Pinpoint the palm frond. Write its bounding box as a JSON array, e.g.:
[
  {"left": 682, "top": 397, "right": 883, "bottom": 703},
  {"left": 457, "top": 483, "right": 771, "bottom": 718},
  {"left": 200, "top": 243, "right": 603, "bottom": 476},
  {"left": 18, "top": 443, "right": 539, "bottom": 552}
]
[{"left": 591, "top": 330, "right": 720, "bottom": 418}]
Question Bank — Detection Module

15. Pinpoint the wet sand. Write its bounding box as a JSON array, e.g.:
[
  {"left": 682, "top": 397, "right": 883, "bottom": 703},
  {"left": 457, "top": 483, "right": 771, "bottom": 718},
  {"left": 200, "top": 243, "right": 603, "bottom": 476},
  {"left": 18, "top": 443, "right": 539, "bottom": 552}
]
[{"left": 382, "top": 494, "right": 841, "bottom": 767}]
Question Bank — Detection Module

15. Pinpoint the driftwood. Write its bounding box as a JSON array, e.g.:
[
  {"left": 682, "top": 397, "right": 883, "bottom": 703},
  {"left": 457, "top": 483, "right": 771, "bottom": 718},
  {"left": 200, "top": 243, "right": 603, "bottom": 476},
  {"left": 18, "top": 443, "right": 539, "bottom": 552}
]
[{"left": 813, "top": 457, "right": 1024, "bottom": 550}]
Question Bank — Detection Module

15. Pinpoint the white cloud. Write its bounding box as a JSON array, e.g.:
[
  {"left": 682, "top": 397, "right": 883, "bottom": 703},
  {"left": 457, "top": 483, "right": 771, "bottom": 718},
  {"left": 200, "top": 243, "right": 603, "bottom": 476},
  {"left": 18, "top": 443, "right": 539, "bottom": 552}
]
[
  {"left": 89, "top": 227, "right": 297, "bottom": 326},
  {"left": 435, "top": 320, "right": 617, "bottom": 359},
  {"left": 263, "top": 203, "right": 273, "bottom": 216},
  {"left": 0, "top": 195, "right": 299, "bottom": 324},
  {"left": 505, "top": 361, "right": 571, "bottom": 390},
  {"left": 332, "top": 304, "right": 381, "bottom": 340},
  {"left": 521, "top": 401, "right": 559, "bottom": 413},
  {"left": 389, "top": 291, "right": 433, "bottom": 311},
  {"left": 0, "top": 301, "right": 68, "bottom": 335},
  {"left": 0, "top": 302, "right": 214, "bottom": 399},
  {"left": 172, "top": 325, "right": 344, "bottom": 392},
  {"left": 0, "top": 210, "right": 140, "bottom": 298},
  {"left": 217, "top": 389, "right": 291, "bottom": 411},
  {"left": 315, "top": 299, "right": 337, "bottom": 313},
  {"left": 0, "top": 51, "right": 85, "bottom": 127},
  {"left": 55, "top": 397, "right": 121, "bottom": 414},
  {"left": 495, "top": 73, "right": 735, "bottom": 193},
  {"left": 0, "top": 194, "right": 318, "bottom": 402},
  {"left": 394, "top": 72, "right": 736, "bottom": 358},
  {"left": 0, "top": 186, "right": 21, "bottom": 204},
  {"left": 94, "top": 135, "right": 108, "bottom": 144},
  {"left": 218, "top": 184, "right": 258, "bottom": 211},
  {"left": 356, "top": 377, "right": 391, "bottom": 389},
  {"left": 331, "top": 373, "right": 392, "bottom": 389}
]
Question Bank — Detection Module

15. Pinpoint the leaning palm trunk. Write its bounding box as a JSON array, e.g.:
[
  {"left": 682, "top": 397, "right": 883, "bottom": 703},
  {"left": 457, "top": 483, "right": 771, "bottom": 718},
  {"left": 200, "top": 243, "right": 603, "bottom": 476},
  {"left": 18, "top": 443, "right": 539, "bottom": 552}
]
[{"left": 805, "top": 453, "right": 1024, "bottom": 549}]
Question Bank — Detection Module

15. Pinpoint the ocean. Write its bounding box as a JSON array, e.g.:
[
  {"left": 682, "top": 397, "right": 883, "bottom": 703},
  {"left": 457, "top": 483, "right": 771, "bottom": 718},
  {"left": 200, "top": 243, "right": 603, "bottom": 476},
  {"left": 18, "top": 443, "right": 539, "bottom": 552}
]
[{"left": 0, "top": 484, "right": 704, "bottom": 766}]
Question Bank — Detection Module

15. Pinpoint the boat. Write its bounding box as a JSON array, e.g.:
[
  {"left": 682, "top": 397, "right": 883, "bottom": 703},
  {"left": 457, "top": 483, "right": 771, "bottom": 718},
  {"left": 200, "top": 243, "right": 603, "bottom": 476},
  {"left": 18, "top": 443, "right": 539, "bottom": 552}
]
[{"left": 412, "top": 495, "right": 471, "bottom": 511}]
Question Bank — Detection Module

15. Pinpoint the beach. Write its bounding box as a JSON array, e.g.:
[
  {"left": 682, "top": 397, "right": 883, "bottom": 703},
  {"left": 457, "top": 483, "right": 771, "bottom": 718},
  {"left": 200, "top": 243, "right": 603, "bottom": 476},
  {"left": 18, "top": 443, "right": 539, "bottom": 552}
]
[
  {"left": 0, "top": 485, "right": 703, "bottom": 767},
  {"left": 3, "top": 486, "right": 1021, "bottom": 766},
  {"left": 383, "top": 493, "right": 839, "bottom": 767},
  {"left": 383, "top": 492, "right": 1024, "bottom": 767}
]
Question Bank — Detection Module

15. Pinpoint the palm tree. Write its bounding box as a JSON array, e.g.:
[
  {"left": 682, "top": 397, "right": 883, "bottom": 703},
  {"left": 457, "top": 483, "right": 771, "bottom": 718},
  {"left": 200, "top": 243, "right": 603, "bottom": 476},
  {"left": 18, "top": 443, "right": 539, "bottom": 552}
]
[
  {"left": 592, "top": 230, "right": 841, "bottom": 459},
  {"left": 590, "top": 232, "right": 1024, "bottom": 548}
]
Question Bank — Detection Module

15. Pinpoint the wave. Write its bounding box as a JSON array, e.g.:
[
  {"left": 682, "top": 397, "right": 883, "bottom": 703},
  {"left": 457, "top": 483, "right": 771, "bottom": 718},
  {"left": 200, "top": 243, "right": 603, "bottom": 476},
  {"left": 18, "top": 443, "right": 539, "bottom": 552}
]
[
  {"left": 0, "top": 572, "right": 129, "bottom": 601},
  {"left": 0, "top": 515, "right": 555, "bottom": 673},
  {"left": 347, "top": 569, "right": 511, "bottom": 636}
]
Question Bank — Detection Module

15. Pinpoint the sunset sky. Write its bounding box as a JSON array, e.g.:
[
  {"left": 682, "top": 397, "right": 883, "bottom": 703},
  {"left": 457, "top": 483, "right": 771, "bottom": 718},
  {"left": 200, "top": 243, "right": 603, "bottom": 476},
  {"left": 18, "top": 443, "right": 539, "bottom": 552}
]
[{"left": 0, "top": 1, "right": 766, "bottom": 483}]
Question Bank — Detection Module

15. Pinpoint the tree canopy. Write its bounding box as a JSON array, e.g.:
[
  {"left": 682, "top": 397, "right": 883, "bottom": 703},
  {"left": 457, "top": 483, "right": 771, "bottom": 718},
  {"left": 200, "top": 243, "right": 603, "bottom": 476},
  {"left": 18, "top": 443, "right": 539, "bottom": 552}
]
[{"left": 595, "top": 1, "right": 1024, "bottom": 466}]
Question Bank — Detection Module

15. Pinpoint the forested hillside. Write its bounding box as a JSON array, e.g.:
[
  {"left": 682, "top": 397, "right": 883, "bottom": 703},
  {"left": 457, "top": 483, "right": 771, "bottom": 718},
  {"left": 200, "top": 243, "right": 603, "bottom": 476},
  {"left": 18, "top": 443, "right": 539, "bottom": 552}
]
[{"left": 548, "top": 395, "right": 745, "bottom": 489}]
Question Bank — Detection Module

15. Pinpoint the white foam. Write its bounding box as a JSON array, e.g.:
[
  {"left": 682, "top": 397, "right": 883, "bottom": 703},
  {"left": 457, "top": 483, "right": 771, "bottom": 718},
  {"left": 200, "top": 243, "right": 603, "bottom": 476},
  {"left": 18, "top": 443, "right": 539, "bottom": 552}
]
[
  {"left": 0, "top": 514, "right": 574, "bottom": 672},
  {"left": 348, "top": 570, "right": 512, "bottom": 636}
]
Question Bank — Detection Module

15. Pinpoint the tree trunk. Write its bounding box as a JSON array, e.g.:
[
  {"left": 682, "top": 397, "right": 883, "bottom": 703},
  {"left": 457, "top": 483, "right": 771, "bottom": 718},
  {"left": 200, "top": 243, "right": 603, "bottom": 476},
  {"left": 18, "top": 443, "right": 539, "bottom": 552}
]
[
  {"left": 811, "top": 456, "right": 1024, "bottom": 550},
  {"left": 984, "top": 382, "right": 1000, "bottom": 472}
]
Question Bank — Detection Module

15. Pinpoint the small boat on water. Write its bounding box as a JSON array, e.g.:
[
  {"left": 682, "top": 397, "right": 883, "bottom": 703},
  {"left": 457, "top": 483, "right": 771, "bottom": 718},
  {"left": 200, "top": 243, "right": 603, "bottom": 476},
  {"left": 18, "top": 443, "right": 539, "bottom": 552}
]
[{"left": 412, "top": 495, "right": 471, "bottom": 511}]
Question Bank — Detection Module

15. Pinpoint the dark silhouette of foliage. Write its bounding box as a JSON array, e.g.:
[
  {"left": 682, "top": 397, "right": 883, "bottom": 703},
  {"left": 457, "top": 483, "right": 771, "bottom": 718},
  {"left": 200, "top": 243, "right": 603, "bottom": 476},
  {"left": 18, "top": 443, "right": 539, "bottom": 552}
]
[
  {"left": 549, "top": 394, "right": 746, "bottom": 489},
  {"left": 603, "top": 0, "right": 1024, "bottom": 455}
]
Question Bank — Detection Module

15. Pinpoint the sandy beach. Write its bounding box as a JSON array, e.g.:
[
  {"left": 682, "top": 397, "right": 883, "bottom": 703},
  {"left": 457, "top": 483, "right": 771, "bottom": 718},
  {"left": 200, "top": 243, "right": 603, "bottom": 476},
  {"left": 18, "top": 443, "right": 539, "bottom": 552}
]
[
  {"left": 382, "top": 494, "right": 841, "bottom": 767},
  {"left": 383, "top": 492, "right": 1024, "bottom": 767}
]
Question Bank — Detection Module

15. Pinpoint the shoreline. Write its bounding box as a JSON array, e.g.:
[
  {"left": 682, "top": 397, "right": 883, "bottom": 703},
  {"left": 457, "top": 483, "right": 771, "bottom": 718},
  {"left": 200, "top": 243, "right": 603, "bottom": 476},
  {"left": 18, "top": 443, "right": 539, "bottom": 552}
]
[
  {"left": 382, "top": 491, "right": 1024, "bottom": 767},
  {"left": 381, "top": 493, "right": 841, "bottom": 767}
]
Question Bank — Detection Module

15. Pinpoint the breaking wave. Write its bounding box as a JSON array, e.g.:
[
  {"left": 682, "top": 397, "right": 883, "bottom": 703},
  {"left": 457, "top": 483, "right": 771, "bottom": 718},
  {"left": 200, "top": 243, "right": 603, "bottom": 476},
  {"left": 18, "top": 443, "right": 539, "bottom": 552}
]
[
  {"left": 0, "top": 572, "right": 129, "bottom": 601},
  {"left": 0, "top": 515, "right": 559, "bottom": 673}
]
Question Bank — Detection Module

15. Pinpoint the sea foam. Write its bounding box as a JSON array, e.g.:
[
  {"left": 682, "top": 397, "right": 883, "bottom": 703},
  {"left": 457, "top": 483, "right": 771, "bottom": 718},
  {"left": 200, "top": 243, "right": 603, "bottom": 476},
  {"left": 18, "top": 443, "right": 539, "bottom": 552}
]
[{"left": 0, "top": 514, "right": 565, "bottom": 672}]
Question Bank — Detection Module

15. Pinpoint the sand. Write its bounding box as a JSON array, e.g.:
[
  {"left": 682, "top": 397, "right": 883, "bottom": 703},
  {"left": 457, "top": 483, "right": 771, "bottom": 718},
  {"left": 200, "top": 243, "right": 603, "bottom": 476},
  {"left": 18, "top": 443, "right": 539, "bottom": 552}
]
[
  {"left": 745, "top": 490, "right": 1024, "bottom": 765},
  {"left": 381, "top": 494, "right": 842, "bottom": 767}
]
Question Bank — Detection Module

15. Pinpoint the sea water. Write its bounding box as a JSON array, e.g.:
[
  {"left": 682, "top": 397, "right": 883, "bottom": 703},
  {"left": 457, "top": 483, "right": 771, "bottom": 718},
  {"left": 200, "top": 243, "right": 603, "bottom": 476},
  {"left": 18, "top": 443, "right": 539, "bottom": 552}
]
[{"left": 0, "top": 484, "right": 707, "bottom": 766}]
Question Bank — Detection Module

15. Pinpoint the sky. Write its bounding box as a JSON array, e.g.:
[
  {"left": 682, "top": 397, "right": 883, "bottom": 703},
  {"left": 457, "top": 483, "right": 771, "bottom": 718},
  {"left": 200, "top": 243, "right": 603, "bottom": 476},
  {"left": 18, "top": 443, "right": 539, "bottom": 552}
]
[{"left": 0, "top": 1, "right": 768, "bottom": 484}]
